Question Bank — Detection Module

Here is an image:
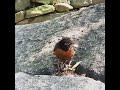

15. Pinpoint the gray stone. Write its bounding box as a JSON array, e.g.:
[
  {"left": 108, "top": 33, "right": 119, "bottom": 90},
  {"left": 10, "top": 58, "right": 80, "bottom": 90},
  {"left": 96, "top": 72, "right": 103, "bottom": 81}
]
[
  {"left": 15, "top": 72, "right": 105, "bottom": 90},
  {"left": 54, "top": 3, "right": 73, "bottom": 12},
  {"left": 25, "top": 5, "right": 55, "bottom": 18},
  {"left": 92, "top": 0, "right": 105, "bottom": 4},
  {"left": 15, "top": 0, "right": 31, "bottom": 12},
  {"left": 70, "top": 0, "right": 92, "bottom": 8},
  {"left": 15, "top": 11, "right": 25, "bottom": 23},
  {"left": 15, "top": 3, "right": 105, "bottom": 82}
]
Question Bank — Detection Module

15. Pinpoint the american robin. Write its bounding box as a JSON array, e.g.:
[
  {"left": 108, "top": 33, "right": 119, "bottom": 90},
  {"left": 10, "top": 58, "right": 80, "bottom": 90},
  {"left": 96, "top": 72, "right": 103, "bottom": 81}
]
[{"left": 53, "top": 37, "right": 78, "bottom": 70}]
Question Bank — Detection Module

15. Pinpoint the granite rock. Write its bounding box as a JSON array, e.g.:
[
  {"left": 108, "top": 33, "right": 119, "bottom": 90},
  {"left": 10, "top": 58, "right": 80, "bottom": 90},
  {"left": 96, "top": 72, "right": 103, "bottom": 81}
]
[
  {"left": 15, "top": 72, "right": 105, "bottom": 90},
  {"left": 15, "top": 3, "right": 105, "bottom": 82}
]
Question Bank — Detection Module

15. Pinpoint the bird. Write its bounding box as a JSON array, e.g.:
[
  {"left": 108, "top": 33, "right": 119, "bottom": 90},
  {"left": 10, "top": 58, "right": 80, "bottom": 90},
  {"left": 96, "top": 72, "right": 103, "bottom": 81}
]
[{"left": 53, "top": 37, "right": 78, "bottom": 71}]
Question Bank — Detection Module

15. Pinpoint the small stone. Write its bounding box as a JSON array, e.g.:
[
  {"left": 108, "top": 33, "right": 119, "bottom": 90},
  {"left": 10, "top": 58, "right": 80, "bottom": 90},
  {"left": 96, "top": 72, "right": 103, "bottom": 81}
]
[
  {"left": 55, "top": 3, "right": 73, "bottom": 12},
  {"left": 15, "top": 11, "right": 25, "bottom": 23},
  {"left": 15, "top": 0, "right": 31, "bottom": 12},
  {"left": 70, "top": 0, "right": 92, "bottom": 8},
  {"left": 92, "top": 0, "right": 105, "bottom": 4}
]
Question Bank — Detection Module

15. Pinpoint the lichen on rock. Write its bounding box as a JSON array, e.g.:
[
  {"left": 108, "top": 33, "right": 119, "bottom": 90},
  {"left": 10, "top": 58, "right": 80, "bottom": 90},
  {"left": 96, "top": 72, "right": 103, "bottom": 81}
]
[{"left": 25, "top": 5, "right": 55, "bottom": 18}]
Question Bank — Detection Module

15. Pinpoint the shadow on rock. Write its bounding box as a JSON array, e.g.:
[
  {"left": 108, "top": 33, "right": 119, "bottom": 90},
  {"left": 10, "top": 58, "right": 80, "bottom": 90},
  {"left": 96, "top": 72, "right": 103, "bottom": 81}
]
[{"left": 73, "top": 26, "right": 105, "bottom": 83}]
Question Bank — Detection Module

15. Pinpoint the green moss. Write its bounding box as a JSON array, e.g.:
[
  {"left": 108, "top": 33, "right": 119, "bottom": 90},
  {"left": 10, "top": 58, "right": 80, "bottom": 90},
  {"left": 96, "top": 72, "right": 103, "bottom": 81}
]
[
  {"left": 52, "top": 0, "right": 70, "bottom": 4},
  {"left": 32, "top": 0, "right": 51, "bottom": 4},
  {"left": 26, "top": 5, "right": 55, "bottom": 18}
]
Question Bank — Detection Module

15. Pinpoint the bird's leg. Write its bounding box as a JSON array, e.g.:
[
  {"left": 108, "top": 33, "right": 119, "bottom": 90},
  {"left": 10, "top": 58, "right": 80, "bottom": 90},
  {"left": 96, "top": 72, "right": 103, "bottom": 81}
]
[
  {"left": 56, "top": 59, "right": 66, "bottom": 72},
  {"left": 60, "top": 62, "right": 65, "bottom": 71},
  {"left": 64, "top": 60, "right": 68, "bottom": 66},
  {"left": 63, "top": 60, "right": 72, "bottom": 70},
  {"left": 56, "top": 59, "right": 62, "bottom": 71},
  {"left": 68, "top": 59, "right": 73, "bottom": 68}
]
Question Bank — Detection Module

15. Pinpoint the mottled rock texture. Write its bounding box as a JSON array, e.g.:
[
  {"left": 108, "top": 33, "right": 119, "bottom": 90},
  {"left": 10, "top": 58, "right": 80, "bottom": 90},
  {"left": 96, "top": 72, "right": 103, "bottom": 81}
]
[
  {"left": 15, "top": 72, "right": 105, "bottom": 90},
  {"left": 15, "top": 3, "right": 105, "bottom": 82}
]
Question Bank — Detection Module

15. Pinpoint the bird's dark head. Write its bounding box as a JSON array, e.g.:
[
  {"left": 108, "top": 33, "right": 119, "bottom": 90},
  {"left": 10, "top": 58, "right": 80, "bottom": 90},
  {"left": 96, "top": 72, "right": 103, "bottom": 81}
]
[{"left": 59, "top": 37, "right": 74, "bottom": 51}]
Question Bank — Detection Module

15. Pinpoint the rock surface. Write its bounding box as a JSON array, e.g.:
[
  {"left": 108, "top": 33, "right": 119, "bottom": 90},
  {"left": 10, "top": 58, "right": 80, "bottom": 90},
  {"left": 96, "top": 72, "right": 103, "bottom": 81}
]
[
  {"left": 15, "top": 72, "right": 105, "bottom": 90},
  {"left": 55, "top": 3, "right": 73, "bottom": 12},
  {"left": 15, "top": 0, "right": 31, "bottom": 12},
  {"left": 52, "top": 0, "right": 70, "bottom": 5},
  {"left": 15, "top": 0, "right": 105, "bottom": 24},
  {"left": 16, "top": 12, "right": 68, "bottom": 25},
  {"left": 25, "top": 5, "right": 55, "bottom": 18},
  {"left": 70, "top": 0, "right": 92, "bottom": 8},
  {"left": 92, "top": 0, "right": 105, "bottom": 4},
  {"left": 31, "top": 0, "right": 51, "bottom": 5},
  {"left": 15, "top": 3, "right": 105, "bottom": 82},
  {"left": 15, "top": 11, "right": 25, "bottom": 23}
]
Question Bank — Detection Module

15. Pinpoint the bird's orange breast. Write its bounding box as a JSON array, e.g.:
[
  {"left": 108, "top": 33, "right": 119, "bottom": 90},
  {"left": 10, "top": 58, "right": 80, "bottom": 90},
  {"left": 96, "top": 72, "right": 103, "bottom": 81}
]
[{"left": 54, "top": 48, "right": 75, "bottom": 61}]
